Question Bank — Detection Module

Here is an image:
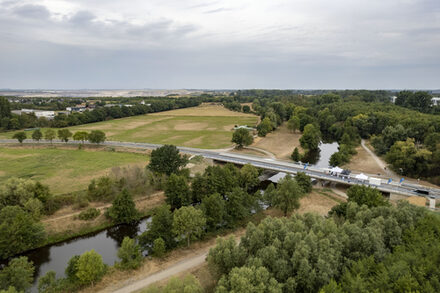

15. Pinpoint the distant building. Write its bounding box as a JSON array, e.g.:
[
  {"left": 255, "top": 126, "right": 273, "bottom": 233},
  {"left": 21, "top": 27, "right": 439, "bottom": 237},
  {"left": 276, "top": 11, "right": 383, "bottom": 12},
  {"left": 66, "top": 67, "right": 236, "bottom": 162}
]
[
  {"left": 66, "top": 106, "right": 86, "bottom": 112},
  {"left": 432, "top": 97, "right": 440, "bottom": 106},
  {"left": 233, "top": 125, "right": 255, "bottom": 131},
  {"left": 15, "top": 109, "right": 55, "bottom": 119},
  {"left": 390, "top": 96, "right": 397, "bottom": 103}
]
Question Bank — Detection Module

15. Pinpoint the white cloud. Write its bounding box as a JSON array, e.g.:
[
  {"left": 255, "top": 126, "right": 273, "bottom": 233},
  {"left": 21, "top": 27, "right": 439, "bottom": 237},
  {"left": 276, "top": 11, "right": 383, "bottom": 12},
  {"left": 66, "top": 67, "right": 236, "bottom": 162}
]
[{"left": 0, "top": 0, "right": 439, "bottom": 88}]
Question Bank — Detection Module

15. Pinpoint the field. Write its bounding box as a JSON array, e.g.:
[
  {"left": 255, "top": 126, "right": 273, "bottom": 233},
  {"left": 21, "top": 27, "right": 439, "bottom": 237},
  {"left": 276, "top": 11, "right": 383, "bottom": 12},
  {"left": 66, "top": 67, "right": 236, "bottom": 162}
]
[
  {"left": 1, "top": 105, "right": 258, "bottom": 149},
  {"left": 251, "top": 123, "right": 302, "bottom": 159},
  {"left": 0, "top": 146, "right": 148, "bottom": 194}
]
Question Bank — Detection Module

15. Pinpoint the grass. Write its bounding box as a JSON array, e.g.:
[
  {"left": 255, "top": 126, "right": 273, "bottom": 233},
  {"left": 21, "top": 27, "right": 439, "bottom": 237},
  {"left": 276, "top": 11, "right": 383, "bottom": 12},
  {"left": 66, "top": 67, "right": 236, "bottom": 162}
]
[
  {"left": 0, "top": 105, "right": 258, "bottom": 149},
  {"left": 0, "top": 147, "right": 149, "bottom": 194}
]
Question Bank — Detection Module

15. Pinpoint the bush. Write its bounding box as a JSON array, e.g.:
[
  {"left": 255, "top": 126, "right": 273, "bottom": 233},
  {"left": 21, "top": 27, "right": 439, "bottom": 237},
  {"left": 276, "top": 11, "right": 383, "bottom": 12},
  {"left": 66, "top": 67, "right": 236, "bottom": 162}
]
[
  {"left": 73, "top": 193, "right": 89, "bottom": 210},
  {"left": 117, "top": 237, "right": 143, "bottom": 270},
  {"left": 153, "top": 237, "right": 166, "bottom": 258},
  {"left": 78, "top": 208, "right": 100, "bottom": 221}
]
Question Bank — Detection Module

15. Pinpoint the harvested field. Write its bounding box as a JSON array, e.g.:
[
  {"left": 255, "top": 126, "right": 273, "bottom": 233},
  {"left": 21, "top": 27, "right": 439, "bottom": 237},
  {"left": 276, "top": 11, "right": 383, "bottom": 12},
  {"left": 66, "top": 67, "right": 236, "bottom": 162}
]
[
  {"left": 0, "top": 105, "right": 258, "bottom": 149},
  {"left": 252, "top": 123, "right": 302, "bottom": 159}
]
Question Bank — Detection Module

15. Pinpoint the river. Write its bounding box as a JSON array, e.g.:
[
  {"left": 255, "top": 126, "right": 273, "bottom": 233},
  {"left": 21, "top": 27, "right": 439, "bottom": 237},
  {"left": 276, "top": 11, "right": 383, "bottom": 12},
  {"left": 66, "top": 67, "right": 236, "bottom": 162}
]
[{"left": 23, "top": 218, "right": 150, "bottom": 292}]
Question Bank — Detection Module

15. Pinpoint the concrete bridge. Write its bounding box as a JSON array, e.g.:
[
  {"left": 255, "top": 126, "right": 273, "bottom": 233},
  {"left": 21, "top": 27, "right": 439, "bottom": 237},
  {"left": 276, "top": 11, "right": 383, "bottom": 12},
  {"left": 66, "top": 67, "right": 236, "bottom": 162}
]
[{"left": 2, "top": 139, "right": 440, "bottom": 199}]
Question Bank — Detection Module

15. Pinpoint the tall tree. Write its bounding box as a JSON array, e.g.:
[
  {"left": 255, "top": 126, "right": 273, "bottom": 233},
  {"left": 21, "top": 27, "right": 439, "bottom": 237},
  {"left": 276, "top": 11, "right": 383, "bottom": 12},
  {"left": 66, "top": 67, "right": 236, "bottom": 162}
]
[
  {"left": 0, "top": 257, "right": 34, "bottom": 292},
  {"left": 257, "top": 117, "right": 273, "bottom": 137},
  {"left": 139, "top": 205, "right": 175, "bottom": 250},
  {"left": 148, "top": 145, "right": 188, "bottom": 176},
  {"left": 300, "top": 124, "right": 321, "bottom": 151},
  {"left": 287, "top": 116, "right": 300, "bottom": 133},
  {"left": 57, "top": 129, "right": 72, "bottom": 143},
  {"left": 0, "top": 206, "right": 45, "bottom": 258},
  {"left": 272, "top": 175, "right": 304, "bottom": 216},
  {"left": 117, "top": 236, "right": 143, "bottom": 270},
  {"left": 44, "top": 129, "right": 56, "bottom": 143},
  {"left": 291, "top": 147, "right": 301, "bottom": 162},
  {"left": 239, "top": 164, "right": 259, "bottom": 192},
  {"left": 172, "top": 206, "right": 206, "bottom": 247},
  {"left": 75, "top": 250, "right": 106, "bottom": 286},
  {"left": 12, "top": 131, "right": 26, "bottom": 144},
  {"left": 88, "top": 130, "right": 106, "bottom": 144},
  {"left": 0, "top": 97, "right": 11, "bottom": 119},
  {"left": 232, "top": 128, "right": 253, "bottom": 148},
  {"left": 164, "top": 174, "right": 191, "bottom": 209},
  {"left": 201, "top": 193, "right": 226, "bottom": 231},
  {"left": 73, "top": 131, "right": 89, "bottom": 143},
  {"left": 346, "top": 185, "right": 388, "bottom": 208},
  {"left": 32, "top": 129, "right": 43, "bottom": 142},
  {"left": 295, "top": 172, "right": 312, "bottom": 193},
  {"left": 106, "top": 189, "right": 139, "bottom": 224}
]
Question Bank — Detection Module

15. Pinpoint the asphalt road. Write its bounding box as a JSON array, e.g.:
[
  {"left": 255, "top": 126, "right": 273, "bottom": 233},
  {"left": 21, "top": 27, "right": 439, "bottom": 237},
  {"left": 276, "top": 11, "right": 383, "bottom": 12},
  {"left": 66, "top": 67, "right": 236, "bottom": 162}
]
[{"left": 1, "top": 139, "right": 439, "bottom": 198}]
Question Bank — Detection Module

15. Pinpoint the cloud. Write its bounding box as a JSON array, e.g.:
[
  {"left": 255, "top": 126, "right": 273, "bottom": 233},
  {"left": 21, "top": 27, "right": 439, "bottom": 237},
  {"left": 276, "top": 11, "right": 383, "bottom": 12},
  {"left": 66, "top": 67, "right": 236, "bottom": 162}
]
[
  {"left": 0, "top": 0, "right": 439, "bottom": 88},
  {"left": 12, "top": 4, "right": 50, "bottom": 19}
]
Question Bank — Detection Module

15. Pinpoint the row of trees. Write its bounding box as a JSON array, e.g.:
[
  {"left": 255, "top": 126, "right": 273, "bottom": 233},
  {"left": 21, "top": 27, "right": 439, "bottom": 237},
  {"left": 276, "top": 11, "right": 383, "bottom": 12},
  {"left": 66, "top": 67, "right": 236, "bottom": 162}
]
[
  {"left": 208, "top": 185, "right": 435, "bottom": 292},
  {"left": 12, "top": 129, "right": 106, "bottom": 144},
  {"left": 0, "top": 96, "right": 202, "bottom": 131}
]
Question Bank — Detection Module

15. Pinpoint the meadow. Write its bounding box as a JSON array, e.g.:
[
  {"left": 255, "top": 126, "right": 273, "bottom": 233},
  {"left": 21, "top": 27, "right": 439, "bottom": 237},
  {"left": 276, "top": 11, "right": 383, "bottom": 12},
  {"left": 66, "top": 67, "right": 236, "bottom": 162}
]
[
  {"left": 0, "top": 147, "right": 148, "bottom": 194},
  {"left": 0, "top": 105, "right": 258, "bottom": 149}
]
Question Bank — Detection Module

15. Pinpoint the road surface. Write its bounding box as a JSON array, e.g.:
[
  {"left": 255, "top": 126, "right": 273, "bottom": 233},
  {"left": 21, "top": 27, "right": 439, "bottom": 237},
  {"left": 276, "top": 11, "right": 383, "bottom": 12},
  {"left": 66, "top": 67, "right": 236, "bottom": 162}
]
[{"left": 1, "top": 139, "right": 439, "bottom": 198}]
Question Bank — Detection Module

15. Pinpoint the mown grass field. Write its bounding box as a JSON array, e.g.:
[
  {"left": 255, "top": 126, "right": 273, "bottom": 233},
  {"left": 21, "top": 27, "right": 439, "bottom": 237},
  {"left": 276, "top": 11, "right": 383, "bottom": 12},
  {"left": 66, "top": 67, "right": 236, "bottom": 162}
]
[
  {"left": 0, "top": 105, "right": 258, "bottom": 149},
  {"left": 0, "top": 147, "right": 148, "bottom": 194}
]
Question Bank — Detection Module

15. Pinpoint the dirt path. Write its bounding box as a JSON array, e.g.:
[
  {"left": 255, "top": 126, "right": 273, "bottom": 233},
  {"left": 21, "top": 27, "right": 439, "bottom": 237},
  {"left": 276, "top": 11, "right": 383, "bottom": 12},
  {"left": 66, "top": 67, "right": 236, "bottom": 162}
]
[
  {"left": 43, "top": 192, "right": 163, "bottom": 223},
  {"left": 361, "top": 139, "right": 397, "bottom": 178},
  {"left": 243, "top": 146, "right": 276, "bottom": 158},
  {"left": 112, "top": 251, "right": 209, "bottom": 293}
]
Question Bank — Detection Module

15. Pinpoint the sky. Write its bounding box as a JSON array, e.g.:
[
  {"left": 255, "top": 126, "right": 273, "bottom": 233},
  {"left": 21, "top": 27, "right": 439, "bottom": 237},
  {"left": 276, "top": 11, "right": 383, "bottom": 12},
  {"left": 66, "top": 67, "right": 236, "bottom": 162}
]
[{"left": 0, "top": 0, "right": 439, "bottom": 89}]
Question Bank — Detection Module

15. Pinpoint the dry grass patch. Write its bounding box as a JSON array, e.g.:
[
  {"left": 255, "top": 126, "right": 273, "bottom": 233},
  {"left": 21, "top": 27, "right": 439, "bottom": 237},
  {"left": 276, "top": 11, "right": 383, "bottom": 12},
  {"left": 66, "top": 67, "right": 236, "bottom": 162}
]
[
  {"left": 342, "top": 145, "right": 383, "bottom": 175},
  {"left": 151, "top": 104, "right": 256, "bottom": 117},
  {"left": 252, "top": 123, "right": 302, "bottom": 159}
]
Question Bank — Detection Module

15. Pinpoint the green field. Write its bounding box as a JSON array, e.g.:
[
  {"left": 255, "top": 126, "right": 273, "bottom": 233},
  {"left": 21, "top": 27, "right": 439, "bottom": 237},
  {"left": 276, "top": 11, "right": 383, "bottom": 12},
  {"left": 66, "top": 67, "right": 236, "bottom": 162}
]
[
  {"left": 0, "top": 105, "right": 258, "bottom": 149},
  {"left": 0, "top": 147, "right": 148, "bottom": 194}
]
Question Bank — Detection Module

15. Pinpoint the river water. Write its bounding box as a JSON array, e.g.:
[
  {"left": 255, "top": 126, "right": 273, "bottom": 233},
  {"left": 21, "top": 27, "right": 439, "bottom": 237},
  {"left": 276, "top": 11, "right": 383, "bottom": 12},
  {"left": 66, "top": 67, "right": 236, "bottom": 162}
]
[
  {"left": 10, "top": 142, "right": 339, "bottom": 291},
  {"left": 23, "top": 218, "right": 150, "bottom": 292}
]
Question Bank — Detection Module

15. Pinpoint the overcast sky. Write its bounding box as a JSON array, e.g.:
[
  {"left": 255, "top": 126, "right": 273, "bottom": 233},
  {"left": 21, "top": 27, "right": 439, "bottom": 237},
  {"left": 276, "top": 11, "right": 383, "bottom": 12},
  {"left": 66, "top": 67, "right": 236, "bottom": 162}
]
[{"left": 0, "top": 0, "right": 439, "bottom": 89}]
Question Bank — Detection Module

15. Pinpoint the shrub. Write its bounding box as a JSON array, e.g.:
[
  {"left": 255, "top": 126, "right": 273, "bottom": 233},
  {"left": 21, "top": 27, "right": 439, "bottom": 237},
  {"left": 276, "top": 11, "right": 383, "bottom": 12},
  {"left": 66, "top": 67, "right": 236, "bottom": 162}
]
[{"left": 78, "top": 208, "right": 100, "bottom": 221}]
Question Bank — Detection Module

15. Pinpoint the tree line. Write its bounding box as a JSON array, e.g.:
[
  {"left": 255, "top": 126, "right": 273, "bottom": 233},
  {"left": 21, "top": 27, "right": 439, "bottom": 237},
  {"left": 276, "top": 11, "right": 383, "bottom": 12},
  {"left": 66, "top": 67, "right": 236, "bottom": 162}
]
[{"left": 208, "top": 184, "right": 438, "bottom": 292}]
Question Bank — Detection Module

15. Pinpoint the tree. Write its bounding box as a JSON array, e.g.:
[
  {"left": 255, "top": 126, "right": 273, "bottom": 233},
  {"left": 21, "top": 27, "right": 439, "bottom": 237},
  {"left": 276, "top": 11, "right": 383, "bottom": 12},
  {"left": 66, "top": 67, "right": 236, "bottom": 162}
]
[
  {"left": 295, "top": 172, "right": 312, "bottom": 193},
  {"left": 291, "top": 147, "right": 301, "bottom": 162},
  {"left": 232, "top": 128, "right": 253, "bottom": 148},
  {"left": 57, "top": 129, "right": 72, "bottom": 143},
  {"left": 65, "top": 255, "right": 80, "bottom": 283},
  {"left": 216, "top": 266, "right": 282, "bottom": 293},
  {"left": 73, "top": 131, "right": 89, "bottom": 144},
  {"left": 0, "top": 206, "right": 45, "bottom": 259},
  {"left": 172, "top": 206, "right": 206, "bottom": 247},
  {"left": 139, "top": 205, "right": 175, "bottom": 250},
  {"left": 148, "top": 145, "right": 188, "bottom": 176},
  {"left": 287, "top": 116, "right": 300, "bottom": 133},
  {"left": 88, "top": 130, "right": 106, "bottom": 144},
  {"left": 272, "top": 175, "right": 304, "bottom": 216},
  {"left": 106, "top": 189, "right": 139, "bottom": 224},
  {"left": 117, "top": 236, "right": 143, "bottom": 270},
  {"left": 201, "top": 193, "right": 226, "bottom": 231},
  {"left": 346, "top": 185, "right": 388, "bottom": 208},
  {"left": 38, "top": 270, "right": 58, "bottom": 293},
  {"left": 300, "top": 124, "right": 321, "bottom": 151},
  {"left": 12, "top": 131, "right": 26, "bottom": 143},
  {"left": 0, "top": 97, "right": 11, "bottom": 119},
  {"left": 242, "top": 105, "right": 251, "bottom": 113},
  {"left": 207, "top": 236, "right": 247, "bottom": 276},
  {"left": 225, "top": 187, "right": 256, "bottom": 225},
  {"left": 0, "top": 257, "right": 34, "bottom": 292},
  {"left": 257, "top": 117, "right": 273, "bottom": 137},
  {"left": 239, "top": 164, "right": 259, "bottom": 192},
  {"left": 44, "top": 129, "right": 56, "bottom": 143},
  {"left": 75, "top": 250, "right": 106, "bottom": 286},
  {"left": 164, "top": 174, "right": 191, "bottom": 209},
  {"left": 32, "top": 129, "right": 43, "bottom": 142},
  {"left": 153, "top": 237, "right": 166, "bottom": 258}
]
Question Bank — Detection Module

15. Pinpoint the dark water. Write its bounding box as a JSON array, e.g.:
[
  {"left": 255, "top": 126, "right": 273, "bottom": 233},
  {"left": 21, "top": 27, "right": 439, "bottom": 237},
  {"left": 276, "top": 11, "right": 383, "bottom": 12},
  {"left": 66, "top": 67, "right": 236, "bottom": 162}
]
[
  {"left": 302, "top": 142, "right": 339, "bottom": 168},
  {"left": 22, "top": 218, "right": 150, "bottom": 292}
]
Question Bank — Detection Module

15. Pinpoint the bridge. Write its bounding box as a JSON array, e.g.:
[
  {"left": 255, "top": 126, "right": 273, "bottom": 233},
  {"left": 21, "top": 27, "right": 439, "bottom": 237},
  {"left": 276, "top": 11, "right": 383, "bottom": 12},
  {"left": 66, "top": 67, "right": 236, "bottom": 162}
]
[{"left": 2, "top": 139, "right": 440, "bottom": 199}]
